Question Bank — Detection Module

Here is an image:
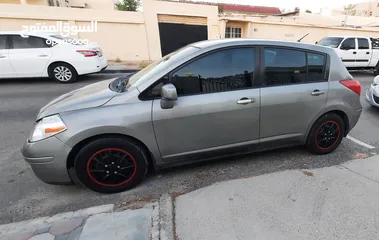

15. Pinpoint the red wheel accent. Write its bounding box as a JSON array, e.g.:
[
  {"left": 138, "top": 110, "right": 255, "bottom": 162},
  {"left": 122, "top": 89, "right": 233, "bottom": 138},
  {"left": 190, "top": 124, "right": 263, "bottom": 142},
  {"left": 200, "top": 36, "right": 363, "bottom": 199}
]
[
  {"left": 86, "top": 148, "right": 137, "bottom": 187},
  {"left": 315, "top": 120, "right": 341, "bottom": 150}
]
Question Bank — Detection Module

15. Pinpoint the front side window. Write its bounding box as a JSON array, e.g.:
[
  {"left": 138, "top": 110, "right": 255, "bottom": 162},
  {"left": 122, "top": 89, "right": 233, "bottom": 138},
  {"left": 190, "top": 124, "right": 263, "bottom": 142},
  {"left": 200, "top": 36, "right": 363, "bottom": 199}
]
[
  {"left": 340, "top": 38, "right": 356, "bottom": 50},
  {"left": 171, "top": 47, "right": 255, "bottom": 96},
  {"left": 12, "top": 35, "right": 49, "bottom": 49},
  {"left": 263, "top": 48, "right": 306, "bottom": 86},
  {"left": 0, "top": 36, "right": 7, "bottom": 50},
  {"left": 225, "top": 27, "right": 242, "bottom": 38}
]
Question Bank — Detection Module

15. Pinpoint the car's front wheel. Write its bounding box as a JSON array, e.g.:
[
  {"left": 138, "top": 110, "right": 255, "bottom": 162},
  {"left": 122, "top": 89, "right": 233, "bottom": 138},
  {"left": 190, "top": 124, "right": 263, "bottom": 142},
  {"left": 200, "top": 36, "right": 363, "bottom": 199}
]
[
  {"left": 48, "top": 63, "right": 77, "bottom": 83},
  {"left": 74, "top": 137, "right": 149, "bottom": 194},
  {"left": 306, "top": 113, "right": 345, "bottom": 155}
]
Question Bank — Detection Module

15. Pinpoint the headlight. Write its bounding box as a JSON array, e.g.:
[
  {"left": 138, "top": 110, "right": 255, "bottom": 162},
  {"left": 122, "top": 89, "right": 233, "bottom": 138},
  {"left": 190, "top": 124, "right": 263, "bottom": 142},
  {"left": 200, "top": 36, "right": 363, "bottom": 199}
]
[
  {"left": 29, "top": 115, "right": 67, "bottom": 142},
  {"left": 373, "top": 76, "right": 379, "bottom": 86}
]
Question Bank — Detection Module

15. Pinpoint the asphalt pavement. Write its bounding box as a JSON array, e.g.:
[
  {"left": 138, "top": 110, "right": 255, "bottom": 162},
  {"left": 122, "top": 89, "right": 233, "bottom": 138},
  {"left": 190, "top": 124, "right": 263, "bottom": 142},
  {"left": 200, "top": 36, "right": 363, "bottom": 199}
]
[{"left": 0, "top": 73, "right": 378, "bottom": 224}]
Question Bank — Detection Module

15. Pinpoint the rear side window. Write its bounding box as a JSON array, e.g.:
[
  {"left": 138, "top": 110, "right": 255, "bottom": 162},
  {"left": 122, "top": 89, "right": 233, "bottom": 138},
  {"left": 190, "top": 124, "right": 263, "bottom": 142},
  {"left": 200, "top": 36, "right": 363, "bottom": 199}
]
[
  {"left": 263, "top": 48, "right": 326, "bottom": 86},
  {"left": 11, "top": 35, "right": 49, "bottom": 49},
  {"left": 0, "top": 35, "right": 7, "bottom": 49},
  {"left": 358, "top": 38, "right": 369, "bottom": 49},
  {"left": 263, "top": 48, "right": 307, "bottom": 86},
  {"left": 308, "top": 53, "right": 325, "bottom": 82}
]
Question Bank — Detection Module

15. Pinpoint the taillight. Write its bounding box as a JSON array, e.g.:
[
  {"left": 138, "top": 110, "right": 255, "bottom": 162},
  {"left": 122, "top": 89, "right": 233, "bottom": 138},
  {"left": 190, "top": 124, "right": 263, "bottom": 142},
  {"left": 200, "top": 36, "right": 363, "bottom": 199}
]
[
  {"left": 340, "top": 80, "right": 361, "bottom": 95},
  {"left": 76, "top": 50, "right": 97, "bottom": 57}
]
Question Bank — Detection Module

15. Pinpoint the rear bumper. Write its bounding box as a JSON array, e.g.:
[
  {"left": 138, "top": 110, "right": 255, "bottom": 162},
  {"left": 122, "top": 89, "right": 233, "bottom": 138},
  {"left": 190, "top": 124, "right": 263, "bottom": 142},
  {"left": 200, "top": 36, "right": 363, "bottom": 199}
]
[{"left": 76, "top": 56, "right": 108, "bottom": 75}]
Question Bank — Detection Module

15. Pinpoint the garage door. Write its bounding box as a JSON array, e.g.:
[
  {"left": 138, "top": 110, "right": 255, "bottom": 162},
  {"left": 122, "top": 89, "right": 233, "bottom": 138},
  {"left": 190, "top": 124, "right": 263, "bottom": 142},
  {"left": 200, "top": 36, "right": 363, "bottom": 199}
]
[{"left": 158, "top": 14, "right": 208, "bottom": 56}]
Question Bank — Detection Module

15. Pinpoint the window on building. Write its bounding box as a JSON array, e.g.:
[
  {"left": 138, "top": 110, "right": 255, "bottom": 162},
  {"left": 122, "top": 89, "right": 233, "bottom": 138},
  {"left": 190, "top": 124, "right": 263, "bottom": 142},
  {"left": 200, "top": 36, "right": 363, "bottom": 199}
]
[
  {"left": 171, "top": 47, "right": 255, "bottom": 95},
  {"left": 225, "top": 27, "right": 242, "bottom": 38},
  {"left": 263, "top": 48, "right": 326, "bottom": 86},
  {"left": 358, "top": 38, "right": 369, "bottom": 49},
  {"left": 0, "top": 36, "right": 7, "bottom": 50},
  {"left": 12, "top": 35, "right": 49, "bottom": 49}
]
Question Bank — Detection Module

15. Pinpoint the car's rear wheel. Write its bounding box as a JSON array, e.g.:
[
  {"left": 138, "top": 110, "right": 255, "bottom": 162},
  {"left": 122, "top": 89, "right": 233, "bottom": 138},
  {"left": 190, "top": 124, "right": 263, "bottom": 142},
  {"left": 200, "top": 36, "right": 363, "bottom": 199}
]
[
  {"left": 306, "top": 113, "right": 345, "bottom": 155},
  {"left": 48, "top": 63, "right": 77, "bottom": 83},
  {"left": 74, "top": 137, "right": 149, "bottom": 193}
]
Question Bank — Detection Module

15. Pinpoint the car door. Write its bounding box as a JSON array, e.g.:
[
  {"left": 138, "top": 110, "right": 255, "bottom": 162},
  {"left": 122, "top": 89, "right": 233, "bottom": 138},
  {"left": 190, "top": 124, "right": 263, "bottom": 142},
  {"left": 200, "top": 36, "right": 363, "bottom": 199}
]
[
  {"left": 356, "top": 38, "right": 371, "bottom": 67},
  {"left": 259, "top": 47, "right": 328, "bottom": 148},
  {"left": 9, "top": 35, "right": 53, "bottom": 77},
  {"left": 151, "top": 47, "right": 260, "bottom": 162},
  {"left": 337, "top": 38, "right": 356, "bottom": 68},
  {"left": 0, "top": 35, "right": 15, "bottom": 78}
]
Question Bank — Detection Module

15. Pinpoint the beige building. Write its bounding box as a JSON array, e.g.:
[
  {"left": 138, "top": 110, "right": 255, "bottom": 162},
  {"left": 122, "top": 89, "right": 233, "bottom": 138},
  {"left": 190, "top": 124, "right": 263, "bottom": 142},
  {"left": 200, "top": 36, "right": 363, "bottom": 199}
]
[{"left": 1, "top": 0, "right": 379, "bottom": 62}]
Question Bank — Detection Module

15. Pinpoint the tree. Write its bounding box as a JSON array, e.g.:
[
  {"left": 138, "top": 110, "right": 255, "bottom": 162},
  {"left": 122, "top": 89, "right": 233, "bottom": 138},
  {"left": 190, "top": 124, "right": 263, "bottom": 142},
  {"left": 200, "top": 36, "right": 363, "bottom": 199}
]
[
  {"left": 115, "top": 0, "right": 140, "bottom": 11},
  {"left": 344, "top": 4, "right": 356, "bottom": 16},
  {"left": 305, "top": 9, "right": 312, "bottom": 13},
  {"left": 294, "top": 7, "right": 300, "bottom": 12},
  {"left": 217, "top": 4, "right": 224, "bottom": 14}
]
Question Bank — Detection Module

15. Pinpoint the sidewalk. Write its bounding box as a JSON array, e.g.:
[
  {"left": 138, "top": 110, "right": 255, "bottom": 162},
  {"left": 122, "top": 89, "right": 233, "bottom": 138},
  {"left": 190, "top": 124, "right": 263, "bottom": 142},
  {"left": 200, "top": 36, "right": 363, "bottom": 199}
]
[
  {"left": 102, "top": 61, "right": 142, "bottom": 73},
  {"left": 2, "top": 155, "right": 379, "bottom": 240}
]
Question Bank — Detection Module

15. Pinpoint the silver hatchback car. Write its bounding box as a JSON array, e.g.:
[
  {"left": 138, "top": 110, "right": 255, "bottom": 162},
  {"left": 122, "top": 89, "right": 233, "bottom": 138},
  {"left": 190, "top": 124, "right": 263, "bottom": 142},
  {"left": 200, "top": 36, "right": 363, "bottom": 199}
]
[{"left": 22, "top": 39, "right": 362, "bottom": 193}]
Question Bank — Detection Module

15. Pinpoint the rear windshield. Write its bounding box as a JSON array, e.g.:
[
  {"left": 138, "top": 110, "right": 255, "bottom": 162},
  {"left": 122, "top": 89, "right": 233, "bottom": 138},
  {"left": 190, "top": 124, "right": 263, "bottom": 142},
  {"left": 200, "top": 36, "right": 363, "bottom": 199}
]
[{"left": 317, "top": 37, "right": 344, "bottom": 48}]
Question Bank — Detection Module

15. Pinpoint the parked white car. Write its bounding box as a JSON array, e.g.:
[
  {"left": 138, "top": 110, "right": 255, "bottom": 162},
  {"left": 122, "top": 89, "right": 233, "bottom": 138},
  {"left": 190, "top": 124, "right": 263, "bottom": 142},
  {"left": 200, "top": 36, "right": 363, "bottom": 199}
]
[
  {"left": 317, "top": 36, "right": 379, "bottom": 75},
  {"left": 366, "top": 75, "right": 379, "bottom": 107},
  {"left": 0, "top": 31, "right": 107, "bottom": 83}
]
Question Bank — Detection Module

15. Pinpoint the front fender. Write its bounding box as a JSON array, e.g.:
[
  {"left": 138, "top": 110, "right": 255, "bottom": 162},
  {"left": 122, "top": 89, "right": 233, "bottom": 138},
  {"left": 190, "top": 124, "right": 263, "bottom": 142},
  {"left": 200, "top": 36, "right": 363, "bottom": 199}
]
[{"left": 55, "top": 102, "right": 164, "bottom": 166}]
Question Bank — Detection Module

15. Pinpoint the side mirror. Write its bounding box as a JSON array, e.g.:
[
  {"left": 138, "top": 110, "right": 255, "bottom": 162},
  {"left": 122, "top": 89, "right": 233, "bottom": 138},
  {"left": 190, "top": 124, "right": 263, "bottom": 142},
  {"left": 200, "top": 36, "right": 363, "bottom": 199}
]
[
  {"left": 340, "top": 45, "right": 349, "bottom": 50},
  {"left": 160, "top": 83, "right": 177, "bottom": 109},
  {"left": 315, "top": 41, "right": 318, "bottom": 44}
]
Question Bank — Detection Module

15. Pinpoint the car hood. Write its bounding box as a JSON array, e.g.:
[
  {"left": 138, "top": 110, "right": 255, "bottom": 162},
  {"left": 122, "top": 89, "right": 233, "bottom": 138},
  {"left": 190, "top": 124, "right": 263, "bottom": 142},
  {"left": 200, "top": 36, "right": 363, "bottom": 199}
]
[{"left": 37, "top": 79, "right": 117, "bottom": 120}]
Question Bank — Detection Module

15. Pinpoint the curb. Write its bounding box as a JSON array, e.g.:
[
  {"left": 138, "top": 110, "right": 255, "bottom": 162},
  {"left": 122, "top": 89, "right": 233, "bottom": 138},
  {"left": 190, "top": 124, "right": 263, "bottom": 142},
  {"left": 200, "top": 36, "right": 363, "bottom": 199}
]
[
  {"left": 102, "top": 69, "right": 139, "bottom": 74},
  {"left": 159, "top": 194, "right": 175, "bottom": 240}
]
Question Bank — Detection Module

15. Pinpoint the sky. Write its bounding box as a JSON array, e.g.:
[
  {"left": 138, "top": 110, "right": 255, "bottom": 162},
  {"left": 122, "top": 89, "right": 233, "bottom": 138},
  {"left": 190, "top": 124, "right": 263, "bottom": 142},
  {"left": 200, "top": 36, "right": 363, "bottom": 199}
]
[{"left": 191, "top": 0, "right": 364, "bottom": 13}]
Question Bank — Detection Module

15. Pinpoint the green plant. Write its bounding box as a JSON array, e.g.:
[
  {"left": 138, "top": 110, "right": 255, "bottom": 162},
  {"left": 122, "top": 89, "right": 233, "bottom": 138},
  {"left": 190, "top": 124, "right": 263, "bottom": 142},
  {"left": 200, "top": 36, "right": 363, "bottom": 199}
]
[
  {"left": 217, "top": 4, "right": 224, "bottom": 14},
  {"left": 305, "top": 9, "right": 312, "bottom": 13},
  {"left": 115, "top": 0, "right": 140, "bottom": 12},
  {"left": 139, "top": 61, "right": 149, "bottom": 69},
  {"left": 344, "top": 4, "right": 356, "bottom": 16},
  {"left": 115, "top": 57, "right": 122, "bottom": 63}
]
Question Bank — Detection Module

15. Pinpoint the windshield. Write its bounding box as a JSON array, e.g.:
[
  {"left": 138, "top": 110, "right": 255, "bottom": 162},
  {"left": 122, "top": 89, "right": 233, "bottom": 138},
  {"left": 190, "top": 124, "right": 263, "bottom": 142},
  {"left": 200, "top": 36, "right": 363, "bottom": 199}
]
[
  {"left": 317, "top": 37, "right": 344, "bottom": 48},
  {"left": 110, "top": 45, "right": 199, "bottom": 92}
]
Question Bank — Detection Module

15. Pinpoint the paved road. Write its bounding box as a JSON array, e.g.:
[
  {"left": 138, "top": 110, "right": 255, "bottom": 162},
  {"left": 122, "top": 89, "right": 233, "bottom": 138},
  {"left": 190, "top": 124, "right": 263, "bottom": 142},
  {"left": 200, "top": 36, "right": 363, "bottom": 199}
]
[{"left": 0, "top": 73, "right": 377, "bottom": 224}]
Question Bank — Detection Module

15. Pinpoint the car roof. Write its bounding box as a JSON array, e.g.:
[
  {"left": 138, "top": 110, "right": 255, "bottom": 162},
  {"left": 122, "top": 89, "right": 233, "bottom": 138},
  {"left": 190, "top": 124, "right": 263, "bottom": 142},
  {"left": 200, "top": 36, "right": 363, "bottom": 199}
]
[
  {"left": 322, "top": 36, "right": 372, "bottom": 38},
  {"left": 190, "top": 38, "right": 334, "bottom": 54}
]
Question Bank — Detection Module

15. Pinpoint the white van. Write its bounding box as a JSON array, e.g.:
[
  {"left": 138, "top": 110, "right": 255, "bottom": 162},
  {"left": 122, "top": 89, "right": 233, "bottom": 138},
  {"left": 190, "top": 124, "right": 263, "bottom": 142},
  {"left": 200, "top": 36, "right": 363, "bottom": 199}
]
[
  {"left": 317, "top": 36, "right": 379, "bottom": 74},
  {"left": 0, "top": 31, "right": 107, "bottom": 83}
]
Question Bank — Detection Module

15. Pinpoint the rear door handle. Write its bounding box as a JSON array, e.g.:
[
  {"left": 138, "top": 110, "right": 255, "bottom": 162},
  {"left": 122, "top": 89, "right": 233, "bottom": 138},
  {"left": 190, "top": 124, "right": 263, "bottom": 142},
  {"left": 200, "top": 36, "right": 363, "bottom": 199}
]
[
  {"left": 38, "top": 54, "right": 48, "bottom": 57},
  {"left": 311, "top": 90, "right": 325, "bottom": 96},
  {"left": 237, "top": 97, "right": 255, "bottom": 105},
  {"left": 353, "top": 52, "right": 357, "bottom": 54},
  {"left": 0, "top": 56, "right": 6, "bottom": 58},
  {"left": 366, "top": 52, "right": 370, "bottom": 54}
]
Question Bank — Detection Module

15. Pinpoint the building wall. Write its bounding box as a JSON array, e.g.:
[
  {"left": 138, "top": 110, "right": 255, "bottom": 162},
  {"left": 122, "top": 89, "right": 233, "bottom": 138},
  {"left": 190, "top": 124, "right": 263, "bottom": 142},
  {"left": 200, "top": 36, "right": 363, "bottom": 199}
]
[
  {"left": 0, "top": 0, "right": 21, "bottom": 3},
  {"left": 27, "top": 0, "right": 47, "bottom": 5},
  {"left": 1, "top": 0, "right": 379, "bottom": 62}
]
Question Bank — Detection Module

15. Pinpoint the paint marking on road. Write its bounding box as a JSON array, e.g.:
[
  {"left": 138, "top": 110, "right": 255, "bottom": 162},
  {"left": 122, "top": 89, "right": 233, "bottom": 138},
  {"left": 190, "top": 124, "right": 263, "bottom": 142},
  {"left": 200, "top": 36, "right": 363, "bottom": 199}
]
[{"left": 347, "top": 135, "right": 376, "bottom": 149}]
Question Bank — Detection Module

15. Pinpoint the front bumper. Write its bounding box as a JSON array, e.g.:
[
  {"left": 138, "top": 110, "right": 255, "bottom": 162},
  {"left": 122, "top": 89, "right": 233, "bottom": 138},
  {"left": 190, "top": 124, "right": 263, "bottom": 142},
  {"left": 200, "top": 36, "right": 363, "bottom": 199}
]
[
  {"left": 365, "top": 85, "right": 379, "bottom": 107},
  {"left": 21, "top": 136, "right": 72, "bottom": 184}
]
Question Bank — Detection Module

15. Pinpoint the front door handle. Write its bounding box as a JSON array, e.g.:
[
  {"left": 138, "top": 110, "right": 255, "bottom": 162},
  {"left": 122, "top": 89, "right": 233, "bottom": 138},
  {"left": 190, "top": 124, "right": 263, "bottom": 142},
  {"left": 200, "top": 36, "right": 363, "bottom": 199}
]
[
  {"left": 311, "top": 90, "right": 325, "bottom": 96},
  {"left": 0, "top": 56, "right": 6, "bottom": 58},
  {"left": 366, "top": 52, "right": 370, "bottom": 54},
  {"left": 237, "top": 97, "right": 255, "bottom": 105},
  {"left": 353, "top": 52, "right": 357, "bottom": 54},
  {"left": 38, "top": 54, "right": 48, "bottom": 57}
]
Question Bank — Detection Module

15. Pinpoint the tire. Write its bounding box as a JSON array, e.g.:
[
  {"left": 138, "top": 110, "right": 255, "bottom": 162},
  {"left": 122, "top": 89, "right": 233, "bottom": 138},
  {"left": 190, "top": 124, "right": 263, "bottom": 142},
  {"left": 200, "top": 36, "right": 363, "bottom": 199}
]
[
  {"left": 74, "top": 137, "right": 149, "bottom": 194},
  {"left": 306, "top": 113, "right": 345, "bottom": 155},
  {"left": 48, "top": 63, "right": 77, "bottom": 83}
]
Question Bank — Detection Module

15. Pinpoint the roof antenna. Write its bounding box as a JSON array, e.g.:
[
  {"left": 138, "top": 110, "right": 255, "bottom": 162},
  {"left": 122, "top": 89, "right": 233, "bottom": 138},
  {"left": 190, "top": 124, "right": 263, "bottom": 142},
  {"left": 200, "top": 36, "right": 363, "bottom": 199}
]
[{"left": 297, "top": 33, "right": 309, "bottom": 42}]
